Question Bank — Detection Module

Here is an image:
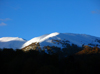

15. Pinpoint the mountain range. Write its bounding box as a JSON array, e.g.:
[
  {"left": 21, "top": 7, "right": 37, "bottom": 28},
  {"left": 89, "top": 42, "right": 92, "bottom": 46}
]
[
  {"left": 0, "top": 32, "right": 100, "bottom": 51},
  {"left": 1, "top": 32, "right": 100, "bottom": 74}
]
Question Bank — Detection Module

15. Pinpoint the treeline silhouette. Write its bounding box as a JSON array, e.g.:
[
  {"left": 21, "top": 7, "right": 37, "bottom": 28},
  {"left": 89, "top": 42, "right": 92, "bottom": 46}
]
[{"left": 0, "top": 46, "right": 100, "bottom": 74}]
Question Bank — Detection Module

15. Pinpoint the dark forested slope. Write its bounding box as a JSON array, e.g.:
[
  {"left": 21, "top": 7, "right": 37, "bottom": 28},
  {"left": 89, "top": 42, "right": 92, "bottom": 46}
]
[{"left": 0, "top": 46, "right": 100, "bottom": 74}]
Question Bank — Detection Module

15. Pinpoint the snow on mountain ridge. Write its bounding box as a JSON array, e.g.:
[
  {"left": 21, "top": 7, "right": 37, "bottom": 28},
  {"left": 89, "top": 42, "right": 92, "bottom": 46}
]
[
  {"left": 0, "top": 37, "right": 25, "bottom": 42},
  {"left": 22, "top": 32, "right": 100, "bottom": 49},
  {"left": 21, "top": 32, "right": 60, "bottom": 48},
  {"left": 0, "top": 37, "right": 27, "bottom": 49},
  {"left": 0, "top": 32, "right": 100, "bottom": 50}
]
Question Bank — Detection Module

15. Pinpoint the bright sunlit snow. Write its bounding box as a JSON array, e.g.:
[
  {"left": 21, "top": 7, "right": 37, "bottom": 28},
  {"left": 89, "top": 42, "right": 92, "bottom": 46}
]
[
  {"left": 0, "top": 37, "right": 27, "bottom": 49},
  {"left": 22, "top": 32, "right": 100, "bottom": 49},
  {"left": 0, "top": 32, "right": 100, "bottom": 50}
]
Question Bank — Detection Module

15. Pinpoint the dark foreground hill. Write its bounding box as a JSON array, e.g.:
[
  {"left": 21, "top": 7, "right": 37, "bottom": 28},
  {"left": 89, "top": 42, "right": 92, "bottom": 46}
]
[{"left": 0, "top": 46, "right": 100, "bottom": 74}]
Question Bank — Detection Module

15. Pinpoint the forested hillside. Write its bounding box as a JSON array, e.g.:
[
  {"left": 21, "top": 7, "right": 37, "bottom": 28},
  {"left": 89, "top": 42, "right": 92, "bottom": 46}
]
[{"left": 0, "top": 46, "right": 100, "bottom": 74}]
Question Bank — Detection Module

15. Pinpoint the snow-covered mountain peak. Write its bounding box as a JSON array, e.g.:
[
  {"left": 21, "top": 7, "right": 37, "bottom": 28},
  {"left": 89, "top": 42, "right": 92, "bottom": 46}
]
[
  {"left": 0, "top": 37, "right": 27, "bottom": 49},
  {"left": 21, "top": 32, "right": 60, "bottom": 48},
  {"left": 22, "top": 32, "right": 100, "bottom": 49},
  {"left": 0, "top": 32, "right": 100, "bottom": 50},
  {"left": 39, "top": 32, "right": 60, "bottom": 42},
  {"left": 0, "top": 37, "right": 25, "bottom": 42},
  {"left": 48, "top": 32, "right": 59, "bottom": 36}
]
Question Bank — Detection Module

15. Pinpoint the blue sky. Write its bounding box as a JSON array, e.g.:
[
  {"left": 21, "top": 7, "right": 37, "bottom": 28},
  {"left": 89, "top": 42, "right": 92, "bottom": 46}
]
[{"left": 0, "top": 0, "right": 100, "bottom": 40}]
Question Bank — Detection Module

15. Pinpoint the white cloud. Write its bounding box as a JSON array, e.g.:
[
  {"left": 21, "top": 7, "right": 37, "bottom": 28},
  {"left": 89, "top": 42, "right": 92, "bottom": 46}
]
[
  {"left": 0, "top": 18, "right": 12, "bottom": 21},
  {"left": 0, "top": 22, "right": 7, "bottom": 26}
]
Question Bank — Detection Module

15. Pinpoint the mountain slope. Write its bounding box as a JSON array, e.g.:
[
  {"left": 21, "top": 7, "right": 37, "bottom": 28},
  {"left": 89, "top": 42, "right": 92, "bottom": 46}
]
[
  {"left": 22, "top": 32, "right": 100, "bottom": 49},
  {"left": 0, "top": 32, "right": 100, "bottom": 50},
  {"left": 0, "top": 37, "right": 27, "bottom": 49}
]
